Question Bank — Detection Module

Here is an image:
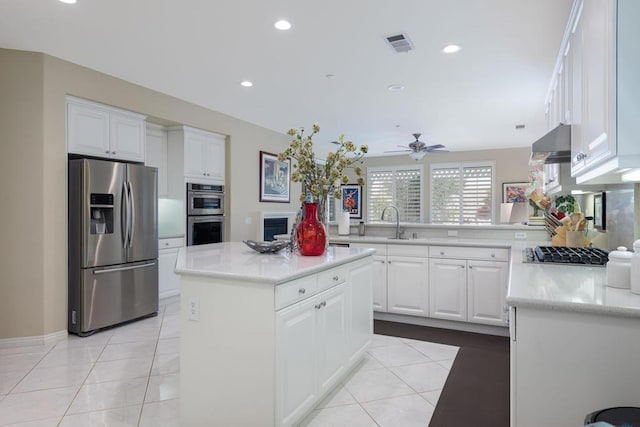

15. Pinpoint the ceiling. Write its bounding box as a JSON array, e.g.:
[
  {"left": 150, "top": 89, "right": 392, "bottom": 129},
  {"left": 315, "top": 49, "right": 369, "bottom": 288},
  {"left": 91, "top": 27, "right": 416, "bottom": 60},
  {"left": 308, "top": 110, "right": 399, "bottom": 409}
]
[{"left": 0, "top": 0, "right": 572, "bottom": 157}]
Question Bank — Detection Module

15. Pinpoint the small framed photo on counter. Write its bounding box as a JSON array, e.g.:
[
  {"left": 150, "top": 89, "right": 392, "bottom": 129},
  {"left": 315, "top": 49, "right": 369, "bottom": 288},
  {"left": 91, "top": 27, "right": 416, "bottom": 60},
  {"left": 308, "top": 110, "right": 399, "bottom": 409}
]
[
  {"left": 593, "top": 192, "right": 606, "bottom": 231},
  {"left": 341, "top": 184, "right": 362, "bottom": 219}
]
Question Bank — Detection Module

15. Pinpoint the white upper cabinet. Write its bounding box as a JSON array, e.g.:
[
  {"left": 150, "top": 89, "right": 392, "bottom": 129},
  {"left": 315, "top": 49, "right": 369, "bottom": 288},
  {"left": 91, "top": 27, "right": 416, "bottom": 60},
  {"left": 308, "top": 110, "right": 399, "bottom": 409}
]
[
  {"left": 66, "top": 96, "right": 146, "bottom": 162},
  {"left": 182, "top": 127, "right": 225, "bottom": 183},
  {"left": 145, "top": 124, "right": 168, "bottom": 197},
  {"left": 558, "top": 0, "right": 640, "bottom": 183}
]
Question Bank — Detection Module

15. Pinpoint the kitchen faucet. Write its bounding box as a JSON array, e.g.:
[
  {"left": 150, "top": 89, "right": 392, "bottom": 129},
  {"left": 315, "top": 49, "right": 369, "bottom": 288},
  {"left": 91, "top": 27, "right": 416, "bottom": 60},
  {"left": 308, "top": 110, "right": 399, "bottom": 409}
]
[{"left": 381, "top": 205, "right": 402, "bottom": 239}]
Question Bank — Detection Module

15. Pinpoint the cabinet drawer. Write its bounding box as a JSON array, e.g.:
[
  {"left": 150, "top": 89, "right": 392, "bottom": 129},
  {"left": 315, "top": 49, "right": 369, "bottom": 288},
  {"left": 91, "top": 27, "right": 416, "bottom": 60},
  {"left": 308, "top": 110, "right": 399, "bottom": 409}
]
[
  {"left": 429, "top": 246, "right": 509, "bottom": 261},
  {"left": 317, "top": 265, "right": 347, "bottom": 292},
  {"left": 387, "top": 244, "right": 429, "bottom": 258},
  {"left": 275, "top": 275, "right": 318, "bottom": 310},
  {"left": 159, "top": 237, "right": 185, "bottom": 250}
]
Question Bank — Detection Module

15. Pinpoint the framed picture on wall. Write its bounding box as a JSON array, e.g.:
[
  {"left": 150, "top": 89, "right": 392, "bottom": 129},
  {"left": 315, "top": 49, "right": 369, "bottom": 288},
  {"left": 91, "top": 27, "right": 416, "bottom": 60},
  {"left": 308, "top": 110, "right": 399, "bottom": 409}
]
[
  {"left": 593, "top": 192, "right": 606, "bottom": 231},
  {"left": 341, "top": 184, "right": 362, "bottom": 219},
  {"left": 502, "top": 182, "right": 528, "bottom": 203},
  {"left": 259, "top": 151, "right": 290, "bottom": 203}
]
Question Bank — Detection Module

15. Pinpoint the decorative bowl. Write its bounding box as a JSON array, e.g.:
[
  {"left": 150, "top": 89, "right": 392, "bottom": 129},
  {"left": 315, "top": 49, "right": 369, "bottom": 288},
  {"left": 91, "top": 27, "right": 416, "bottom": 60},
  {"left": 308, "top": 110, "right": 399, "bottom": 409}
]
[{"left": 243, "top": 240, "right": 289, "bottom": 254}]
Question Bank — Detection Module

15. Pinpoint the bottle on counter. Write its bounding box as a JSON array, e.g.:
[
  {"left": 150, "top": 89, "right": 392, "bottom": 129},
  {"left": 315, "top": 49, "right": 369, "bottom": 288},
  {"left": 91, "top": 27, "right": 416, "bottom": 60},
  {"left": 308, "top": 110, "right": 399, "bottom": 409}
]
[
  {"left": 358, "top": 221, "right": 365, "bottom": 236},
  {"left": 631, "top": 240, "right": 640, "bottom": 294}
]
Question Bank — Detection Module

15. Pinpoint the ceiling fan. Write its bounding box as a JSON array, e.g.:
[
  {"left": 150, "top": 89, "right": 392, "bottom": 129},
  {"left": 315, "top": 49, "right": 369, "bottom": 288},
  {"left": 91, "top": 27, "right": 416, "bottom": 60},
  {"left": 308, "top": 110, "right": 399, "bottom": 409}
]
[{"left": 385, "top": 133, "right": 448, "bottom": 160}]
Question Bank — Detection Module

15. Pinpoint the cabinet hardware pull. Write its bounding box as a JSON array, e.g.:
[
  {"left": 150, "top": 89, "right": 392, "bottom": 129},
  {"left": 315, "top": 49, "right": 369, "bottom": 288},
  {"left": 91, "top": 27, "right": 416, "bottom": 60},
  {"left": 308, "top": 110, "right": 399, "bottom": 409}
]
[
  {"left": 469, "top": 265, "right": 473, "bottom": 269},
  {"left": 322, "top": 301, "right": 326, "bottom": 307},
  {"left": 491, "top": 253, "right": 495, "bottom": 257},
  {"left": 298, "top": 288, "right": 306, "bottom": 294},
  {"left": 332, "top": 275, "right": 339, "bottom": 281},
  {"left": 440, "top": 251, "right": 444, "bottom": 255},
  {"left": 105, "top": 150, "right": 110, "bottom": 154},
  {"left": 112, "top": 151, "right": 116, "bottom": 155},
  {"left": 315, "top": 303, "right": 322, "bottom": 309}
]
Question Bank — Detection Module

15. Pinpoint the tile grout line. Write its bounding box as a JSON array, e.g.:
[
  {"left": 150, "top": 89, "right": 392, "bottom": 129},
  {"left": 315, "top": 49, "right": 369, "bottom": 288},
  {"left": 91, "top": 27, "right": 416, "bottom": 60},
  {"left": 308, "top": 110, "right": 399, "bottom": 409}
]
[{"left": 138, "top": 303, "right": 167, "bottom": 426}]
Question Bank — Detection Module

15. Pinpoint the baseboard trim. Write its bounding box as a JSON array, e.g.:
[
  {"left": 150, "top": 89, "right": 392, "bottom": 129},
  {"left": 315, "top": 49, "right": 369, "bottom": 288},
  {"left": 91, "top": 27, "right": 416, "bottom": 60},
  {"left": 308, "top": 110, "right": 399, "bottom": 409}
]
[
  {"left": 159, "top": 290, "right": 180, "bottom": 300},
  {"left": 0, "top": 329, "right": 68, "bottom": 349},
  {"left": 374, "top": 312, "right": 509, "bottom": 337}
]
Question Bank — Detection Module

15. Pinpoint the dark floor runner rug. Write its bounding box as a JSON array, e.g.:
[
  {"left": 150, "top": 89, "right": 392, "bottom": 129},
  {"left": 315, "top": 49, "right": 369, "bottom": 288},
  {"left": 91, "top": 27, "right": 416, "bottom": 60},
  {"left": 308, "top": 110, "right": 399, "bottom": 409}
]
[{"left": 374, "top": 320, "right": 510, "bottom": 427}]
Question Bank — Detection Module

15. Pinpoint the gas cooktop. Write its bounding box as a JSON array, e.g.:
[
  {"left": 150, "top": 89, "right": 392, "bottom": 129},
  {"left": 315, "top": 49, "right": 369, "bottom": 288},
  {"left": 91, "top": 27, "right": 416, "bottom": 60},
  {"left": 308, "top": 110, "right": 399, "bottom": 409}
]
[{"left": 523, "top": 246, "right": 609, "bottom": 266}]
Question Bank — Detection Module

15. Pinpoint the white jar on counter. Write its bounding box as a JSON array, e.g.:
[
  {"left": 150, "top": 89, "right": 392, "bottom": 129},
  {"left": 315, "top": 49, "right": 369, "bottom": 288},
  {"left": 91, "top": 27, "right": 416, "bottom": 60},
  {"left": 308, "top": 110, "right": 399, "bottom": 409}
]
[
  {"left": 630, "top": 240, "right": 640, "bottom": 294},
  {"left": 606, "top": 246, "right": 632, "bottom": 289}
]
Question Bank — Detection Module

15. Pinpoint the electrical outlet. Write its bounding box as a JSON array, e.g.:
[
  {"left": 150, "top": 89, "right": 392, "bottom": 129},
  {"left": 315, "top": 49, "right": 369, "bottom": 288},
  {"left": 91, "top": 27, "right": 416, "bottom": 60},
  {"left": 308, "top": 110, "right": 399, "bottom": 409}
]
[
  {"left": 515, "top": 231, "right": 527, "bottom": 239},
  {"left": 188, "top": 297, "right": 200, "bottom": 321},
  {"left": 447, "top": 230, "right": 458, "bottom": 237}
]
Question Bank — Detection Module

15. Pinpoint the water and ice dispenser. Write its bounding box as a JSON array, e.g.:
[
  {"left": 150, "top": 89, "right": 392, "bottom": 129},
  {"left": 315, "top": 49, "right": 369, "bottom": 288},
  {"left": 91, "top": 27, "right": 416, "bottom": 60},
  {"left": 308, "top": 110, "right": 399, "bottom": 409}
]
[{"left": 90, "top": 193, "right": 114, "bottom": 234}]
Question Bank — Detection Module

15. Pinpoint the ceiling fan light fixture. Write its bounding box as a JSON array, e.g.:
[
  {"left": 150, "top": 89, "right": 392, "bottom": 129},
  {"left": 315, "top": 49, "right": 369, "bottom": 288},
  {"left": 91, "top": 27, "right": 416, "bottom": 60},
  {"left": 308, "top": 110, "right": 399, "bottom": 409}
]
[
  {"left": 274, "top": 20, "right": 292, "bottom": 31},
  {"left": 409, "top": 151, "right": 426, "bottom": 161}
]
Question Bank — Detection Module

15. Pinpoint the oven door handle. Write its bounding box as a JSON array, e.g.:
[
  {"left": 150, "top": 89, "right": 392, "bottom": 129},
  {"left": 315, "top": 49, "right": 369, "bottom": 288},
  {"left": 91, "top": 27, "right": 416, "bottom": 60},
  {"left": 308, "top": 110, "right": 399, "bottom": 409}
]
[
  {"left": 190, "top": 216, "right": 224, "bottom": 223},
  {"left": 189, "top": 191, "right": 224, "bottom": 197}
]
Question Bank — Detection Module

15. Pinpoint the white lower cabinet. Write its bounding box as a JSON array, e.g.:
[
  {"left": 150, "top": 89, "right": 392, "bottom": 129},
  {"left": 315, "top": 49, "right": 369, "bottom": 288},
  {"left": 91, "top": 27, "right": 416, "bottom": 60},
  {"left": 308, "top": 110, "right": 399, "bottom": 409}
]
[
  {"left": 429, "top": 258, "right": 467, "bottom": 321},
  {"left": 275, "top": 259, "right": 371, "bottom": 427},
  {"left": 467, "top": 260, "right": 509, "bottom": 326},
  {"left": 351, "top": 243, "right": 387, "bottom": 312},
  {"left": 429, "top": 246, "right": 509, "bottom": 327},
  {"left": 387, "top": 255, "right": 429, "bottom": 317},
  {"left": 158, "top": 237, "right": 183, "bottom": 298}
]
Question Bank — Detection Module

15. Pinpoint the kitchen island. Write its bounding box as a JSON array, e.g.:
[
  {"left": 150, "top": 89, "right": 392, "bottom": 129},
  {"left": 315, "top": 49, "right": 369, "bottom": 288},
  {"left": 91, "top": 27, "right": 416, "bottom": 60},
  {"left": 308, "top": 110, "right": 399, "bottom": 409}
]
[
  {"left": 175, "top": 242, "right": 375, "bottom": 427},
  {"left": 507, "top": 249, "right": 640, "bottom": 427}
]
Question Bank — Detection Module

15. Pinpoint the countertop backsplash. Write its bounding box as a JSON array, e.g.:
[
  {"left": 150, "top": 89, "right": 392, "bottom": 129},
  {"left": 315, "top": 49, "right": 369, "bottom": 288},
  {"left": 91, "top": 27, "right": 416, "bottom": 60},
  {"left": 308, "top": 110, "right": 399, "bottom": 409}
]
[{"left": 158, "top": 197, "right": 184, "bottom": 238}]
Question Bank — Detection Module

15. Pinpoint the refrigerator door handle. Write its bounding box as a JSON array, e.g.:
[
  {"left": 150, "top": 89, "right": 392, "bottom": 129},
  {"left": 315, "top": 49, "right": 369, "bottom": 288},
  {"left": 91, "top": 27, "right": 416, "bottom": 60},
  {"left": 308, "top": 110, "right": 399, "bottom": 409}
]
[
  {"left": 93, "top": 262, "right": 156, "bottom": 275},
  {"left": 122, "top": 181, "right": 129, "bottom": 249},
  {"left": 128, "top": 180, "right": 136, "bottom": 248}
]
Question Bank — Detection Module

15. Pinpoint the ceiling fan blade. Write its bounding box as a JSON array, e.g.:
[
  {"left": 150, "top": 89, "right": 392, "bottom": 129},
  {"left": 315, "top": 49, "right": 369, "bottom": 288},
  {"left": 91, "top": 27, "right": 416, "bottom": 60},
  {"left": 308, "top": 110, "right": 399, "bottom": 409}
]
[
  {"left": 423, "top": 148, "right": 449, "bottom": 153},
  {"left": 424, "top": 144, "right": 445, "bottom": 151},
  {"left": 385, "top": 149, "right": 411, "bottom": 153}
]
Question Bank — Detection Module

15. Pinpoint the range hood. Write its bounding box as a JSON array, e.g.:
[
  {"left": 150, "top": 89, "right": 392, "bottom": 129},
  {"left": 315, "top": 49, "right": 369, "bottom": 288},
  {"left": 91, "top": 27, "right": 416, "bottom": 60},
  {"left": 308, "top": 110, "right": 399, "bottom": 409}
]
[{"left": 530, "top": 123, "right": 571, "bottom": 164}]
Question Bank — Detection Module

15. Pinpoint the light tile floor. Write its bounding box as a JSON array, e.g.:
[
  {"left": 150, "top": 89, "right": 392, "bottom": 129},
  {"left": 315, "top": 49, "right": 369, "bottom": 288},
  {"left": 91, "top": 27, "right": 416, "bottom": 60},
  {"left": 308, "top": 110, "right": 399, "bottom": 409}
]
[{"left": 0, "top": 297, "right": 458, "bottom": 426}]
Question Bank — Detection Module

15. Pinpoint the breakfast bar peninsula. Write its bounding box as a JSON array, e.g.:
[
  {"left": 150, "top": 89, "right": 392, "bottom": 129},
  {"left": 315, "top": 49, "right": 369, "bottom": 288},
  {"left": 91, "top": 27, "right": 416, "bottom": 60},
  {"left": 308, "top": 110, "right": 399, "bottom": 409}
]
[{"left": 175, "top": 242, "right": 375, "bottom": 427}]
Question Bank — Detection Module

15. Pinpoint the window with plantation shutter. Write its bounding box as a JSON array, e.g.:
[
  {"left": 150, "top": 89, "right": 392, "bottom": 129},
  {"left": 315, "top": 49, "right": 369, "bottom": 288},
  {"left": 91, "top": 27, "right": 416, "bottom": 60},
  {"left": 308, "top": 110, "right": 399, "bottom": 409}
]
[
  {"left": 430, "top": 162, "right": 494, "bottom": 224},
  {"left": 367, "top": 165, "right": 423, "bottom": 222}
]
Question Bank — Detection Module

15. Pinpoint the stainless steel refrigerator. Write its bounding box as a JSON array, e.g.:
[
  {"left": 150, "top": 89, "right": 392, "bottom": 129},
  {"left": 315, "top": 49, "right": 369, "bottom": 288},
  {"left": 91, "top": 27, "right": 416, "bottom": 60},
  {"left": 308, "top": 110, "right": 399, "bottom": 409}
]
[{"left": 68, "top": 158, "right": 158, "bottom": 336}]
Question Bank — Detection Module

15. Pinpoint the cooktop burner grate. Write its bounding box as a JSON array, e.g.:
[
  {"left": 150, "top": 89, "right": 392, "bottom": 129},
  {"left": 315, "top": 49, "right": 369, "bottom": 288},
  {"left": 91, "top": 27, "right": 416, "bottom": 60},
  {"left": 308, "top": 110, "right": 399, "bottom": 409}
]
[{"left": 525, "top": 246, "right": 609, "bottom": 266}]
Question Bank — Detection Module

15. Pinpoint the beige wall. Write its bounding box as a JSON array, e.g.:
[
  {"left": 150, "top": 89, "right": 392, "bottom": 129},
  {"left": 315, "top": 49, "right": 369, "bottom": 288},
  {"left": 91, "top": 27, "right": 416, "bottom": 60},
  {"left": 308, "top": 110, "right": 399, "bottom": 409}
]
[
  {"left": 0, "top": 50, "right": 46, "bottom": 338},
  {"left": 361, "top": 147, "right": 532, "bottom": 222},
  {"left": 1, "top": 48, "right": 294, "bottom": 339}
]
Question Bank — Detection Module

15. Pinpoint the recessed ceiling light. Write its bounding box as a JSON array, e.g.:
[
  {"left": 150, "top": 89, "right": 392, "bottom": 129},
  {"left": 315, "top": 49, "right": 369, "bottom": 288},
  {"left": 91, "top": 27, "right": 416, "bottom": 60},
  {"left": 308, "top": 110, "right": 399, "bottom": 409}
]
[
  {"left": 387, "top": 84, "right": 405, "bottom": 92},
  {"left": 59, "top": 0, "right": 77, "bottom": 3},
  {"left": 240, "top": 81, "right": 253, "bottom": 87},
  {"left": 274, "top": 20, "right": 292, "bottom": 31},
  {"left": 442, "top": 44, "right": 462, "bottom": 54}
]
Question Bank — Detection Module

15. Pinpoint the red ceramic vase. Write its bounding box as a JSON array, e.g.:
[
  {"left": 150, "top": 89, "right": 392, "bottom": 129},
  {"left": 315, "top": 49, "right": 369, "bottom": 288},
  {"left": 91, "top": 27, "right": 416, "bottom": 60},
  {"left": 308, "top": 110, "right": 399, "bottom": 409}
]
[{"left": 296, "top": 202, "right": 327, "bottom": 256}]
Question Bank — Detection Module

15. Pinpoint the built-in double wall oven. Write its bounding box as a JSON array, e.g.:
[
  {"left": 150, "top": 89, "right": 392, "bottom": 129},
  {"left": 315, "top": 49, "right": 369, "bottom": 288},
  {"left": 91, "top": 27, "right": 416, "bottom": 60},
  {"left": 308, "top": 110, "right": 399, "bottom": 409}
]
[{"left": 186, "top": 183, "right": 225, "bottom": 246}]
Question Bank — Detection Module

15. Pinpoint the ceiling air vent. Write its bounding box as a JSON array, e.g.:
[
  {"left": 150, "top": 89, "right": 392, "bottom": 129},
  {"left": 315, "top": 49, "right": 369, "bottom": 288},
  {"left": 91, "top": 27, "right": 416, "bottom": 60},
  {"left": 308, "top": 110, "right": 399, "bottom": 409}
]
[{"left": 385, "top": 33, "right": 414, "bottom": 53}]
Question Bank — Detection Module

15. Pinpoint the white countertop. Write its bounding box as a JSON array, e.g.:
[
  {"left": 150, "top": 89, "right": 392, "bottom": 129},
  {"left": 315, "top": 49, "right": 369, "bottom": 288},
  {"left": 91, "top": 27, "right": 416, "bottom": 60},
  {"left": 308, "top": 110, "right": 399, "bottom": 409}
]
[
  {"left": 507, "top": 247, "right": 640, "bottom": 318},
  {"left": 175, "top": 241, "right": 375, "bottom": 284}
]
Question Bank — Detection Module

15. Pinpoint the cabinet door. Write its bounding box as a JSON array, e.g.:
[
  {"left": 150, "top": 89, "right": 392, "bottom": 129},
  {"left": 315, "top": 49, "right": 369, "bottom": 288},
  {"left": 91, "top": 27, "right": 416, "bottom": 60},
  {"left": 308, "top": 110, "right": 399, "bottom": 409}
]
[
  {"left": 347, "top": 260, "right": 373, "bottom": 365},
  {"left": 158, "top": 248, "right": 180, "bottom": 299},
  {"left": 571, "top": 3, "right": 586, "bottom": 175},
  {"left": 110, "top": 112, "right": 146, "bottom": 162},
  {"left": 387, "top": 256, "right": 429, "bottom": 317},
  {"left": 276, "top": 298, "right": 318, "bottom": 427},
  {"left": 429, "top": 259, "right": 467, "bottom": 321},
  {"left": 467, "top": 260, "right": 508, "bottom": 326},
  {"left": 67, "top": 102, "right": 110, "bottom": 157},
  {"left": 372, "top": 255, "right": 387, "bottom": 312},
  {"left": 204, "top": 136, "right": 225, "bottom": 181},
  {"left": 316, "top": 284, "right": 347, "bottom": 396},
  {"left": 184, "top": 131, "right": 209, "bottom": 179},
  {"left": 582, "top": 0, "right": 615, "bottom": 168},
  {"left": 146, "top": 126, "right": 168, "bottom": 197}
]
